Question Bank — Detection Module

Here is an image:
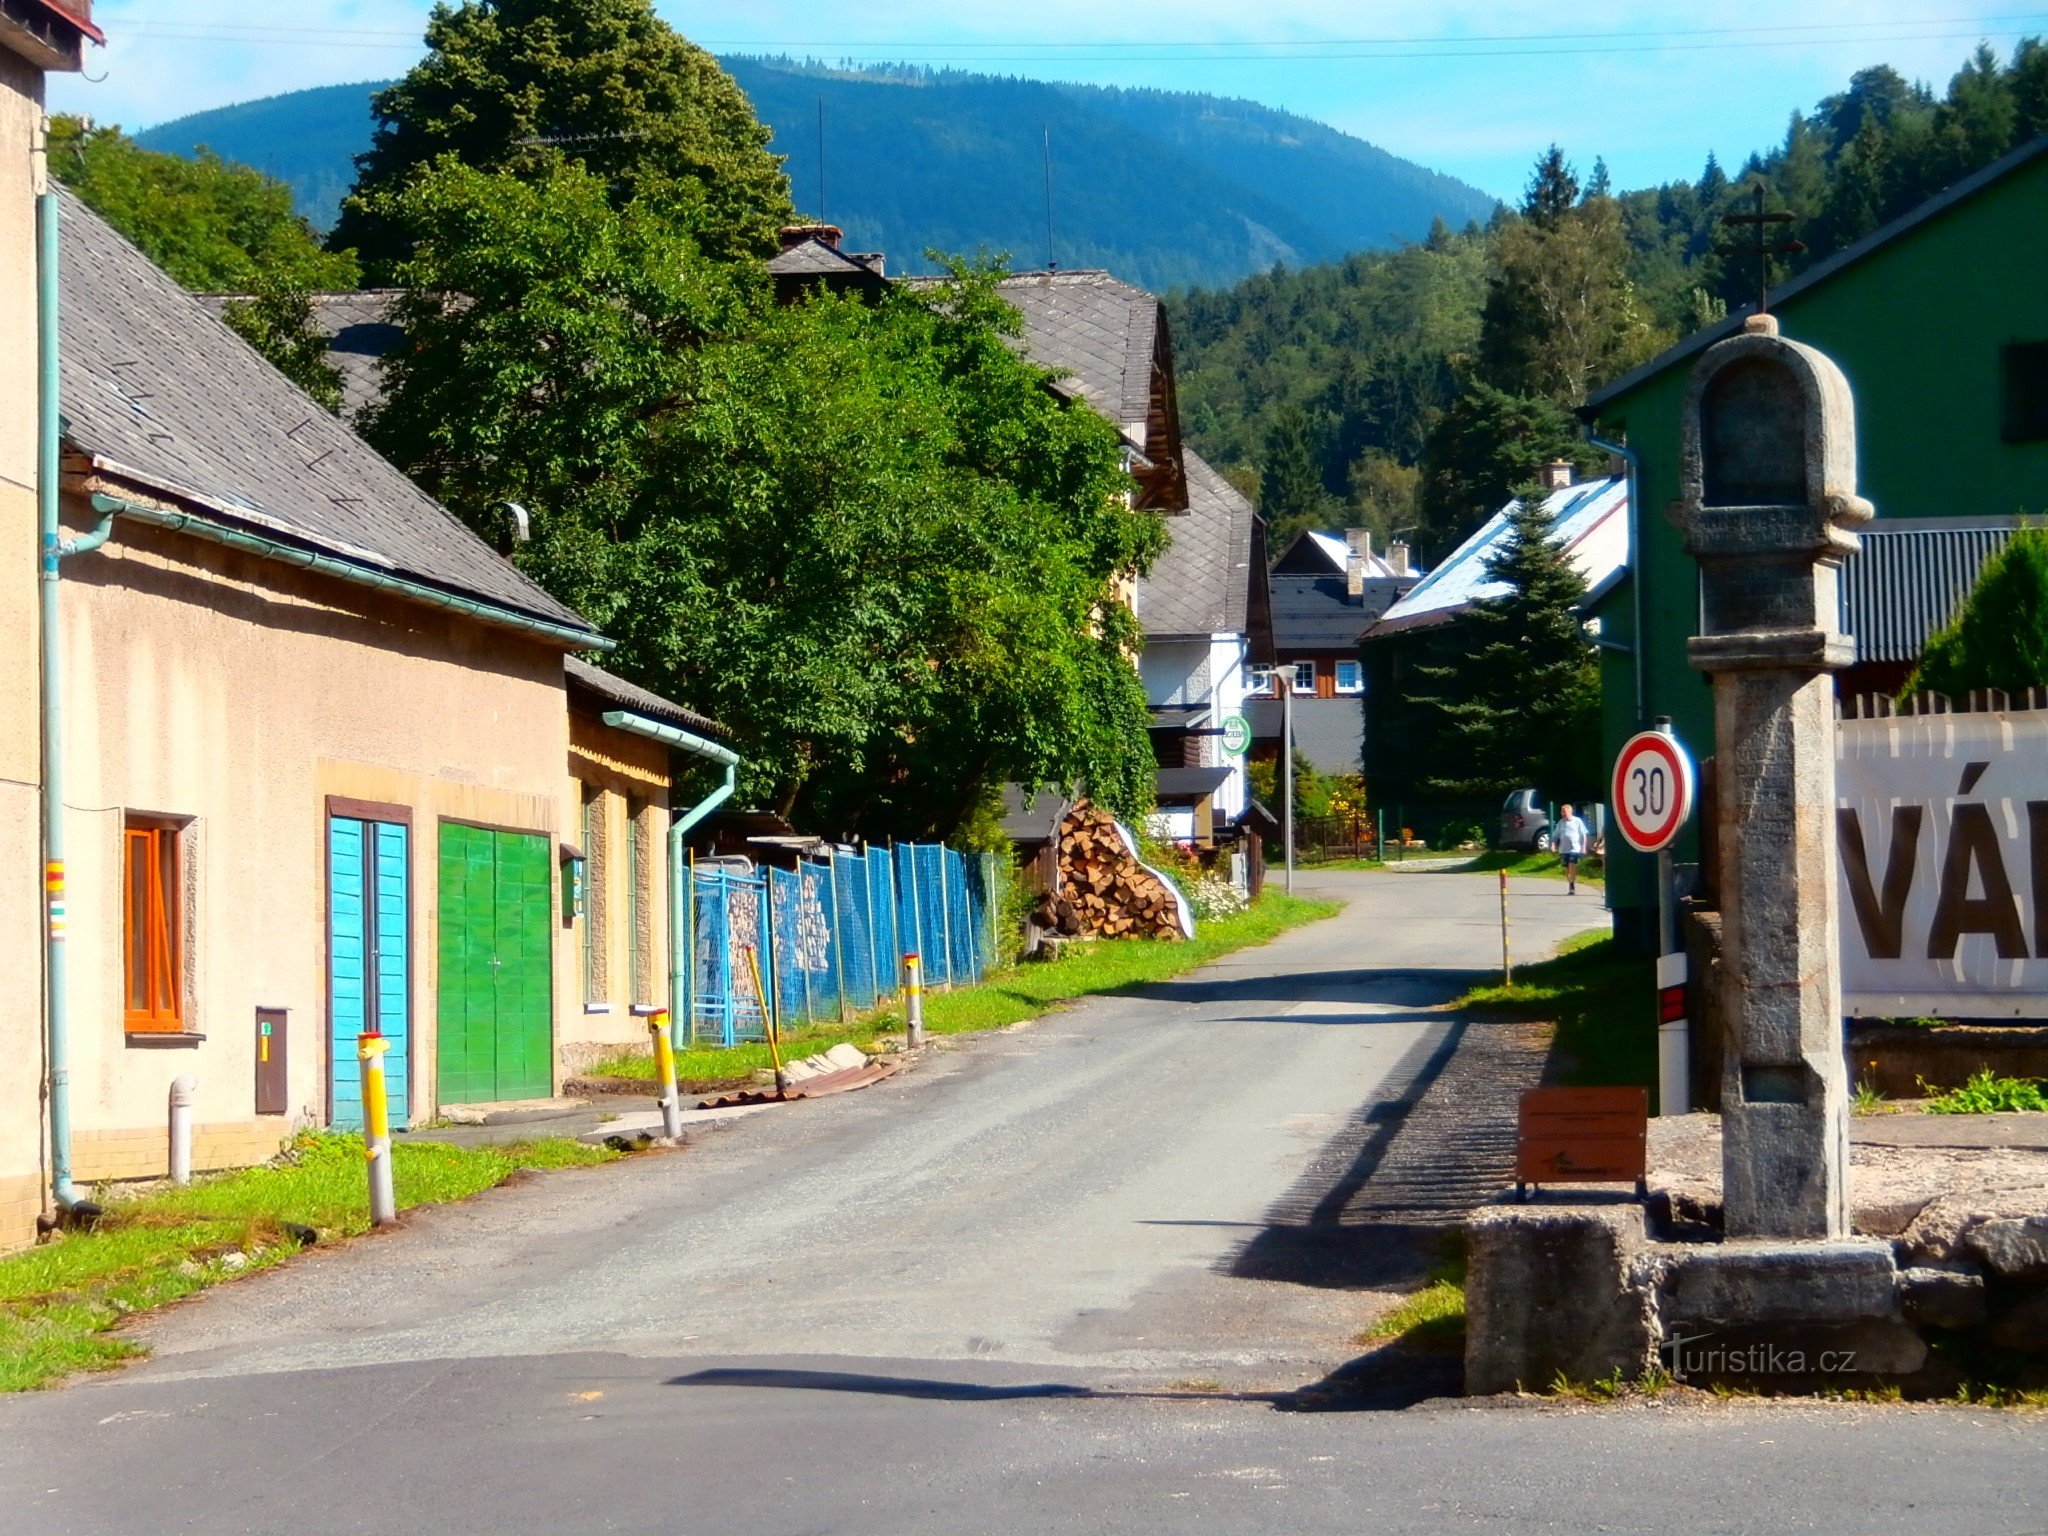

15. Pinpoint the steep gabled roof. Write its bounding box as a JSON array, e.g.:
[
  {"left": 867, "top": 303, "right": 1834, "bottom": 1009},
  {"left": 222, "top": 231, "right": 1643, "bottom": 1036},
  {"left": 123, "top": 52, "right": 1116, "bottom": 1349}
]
[
  {"left": 197, "top": 289, "right": 406, "bottom": 425},
  {"left": 1134, "top": 450, "right": 1255, "bottom": 639},
  {"left": 60, "top": 192, "right": 593, "bottom": 638},
  {"left": 1587, "top": 131, "right": 2048, "bottom": 414},
  {"left": 989, "top": 268, "right": 1187, "bottom": 510},
  {"left": 1367, "top": 477, "right": 1628, "bottom": 639}
]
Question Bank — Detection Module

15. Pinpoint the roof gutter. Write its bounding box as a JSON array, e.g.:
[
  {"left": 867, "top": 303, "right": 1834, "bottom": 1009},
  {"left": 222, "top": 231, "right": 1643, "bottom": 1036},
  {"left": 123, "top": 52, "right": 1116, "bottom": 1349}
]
[
  {"left": 600, "top": 708, "right": 743, "bottom": 1055},
  {"left": 87, "top": 492, "right": 611, "bottom": 651}
]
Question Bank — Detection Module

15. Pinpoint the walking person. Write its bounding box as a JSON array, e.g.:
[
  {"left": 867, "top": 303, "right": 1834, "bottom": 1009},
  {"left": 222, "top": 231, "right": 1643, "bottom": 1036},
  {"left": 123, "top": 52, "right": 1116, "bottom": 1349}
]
[{"left": 1555, "top": 803, "right": 1590, "bottom": 894}]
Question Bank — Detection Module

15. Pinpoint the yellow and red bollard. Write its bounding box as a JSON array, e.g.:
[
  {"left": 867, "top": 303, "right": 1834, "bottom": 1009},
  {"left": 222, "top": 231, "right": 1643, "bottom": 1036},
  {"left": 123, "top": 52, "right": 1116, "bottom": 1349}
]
[
  {"left": 358, "top": 1033, "right": 397, "bottom": 1226},
  {"left": 903, "top": 952, "right": 925, "bottom": 1048},
  {"left": 650, "top": 1008, "right": 682, "bottom": 1139}
]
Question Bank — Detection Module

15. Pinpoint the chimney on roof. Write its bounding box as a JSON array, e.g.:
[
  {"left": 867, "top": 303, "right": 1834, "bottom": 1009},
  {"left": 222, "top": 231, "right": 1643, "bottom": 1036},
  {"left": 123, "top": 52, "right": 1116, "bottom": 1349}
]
[
  {"left": 778, "top": 223, "right": 844, "bottom": 252},
  {"left": 1387, "top": 539, "right": 1413, "bottom": 578},
  {"left": 1538, "top": 459, "right": 1575, "bottom": 492},
  {"left": 1344, "top": 528, "right": 1374, "bottom": 597}
]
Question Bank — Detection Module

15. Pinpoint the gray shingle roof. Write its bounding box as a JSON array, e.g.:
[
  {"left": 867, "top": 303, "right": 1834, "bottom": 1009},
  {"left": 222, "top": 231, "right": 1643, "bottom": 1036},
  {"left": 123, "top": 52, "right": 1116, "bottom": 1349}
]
[
  {"left": 1270, "top": 572, "right": 1417, "bottom": 651},
  {"left": 564, "top": 656, "right": 729, "bottom": 740},
  {"left": 1135, "top": 450, "right": 1253, "bottom": 639},
  {"left": 61, "top": 193, "right": 591, "bottom": 635},
  {"left": 197, "top": 289, "right": 405, "bottom": 426},
  {"left": 992, "top": 269, "right": 1160, "bottom": 436},
  {"left": 1243, "top": 697, "right": 1364, "bottom": 775},
  {"left": 767, "top": 237, "right": 878, "bottom": 276}
]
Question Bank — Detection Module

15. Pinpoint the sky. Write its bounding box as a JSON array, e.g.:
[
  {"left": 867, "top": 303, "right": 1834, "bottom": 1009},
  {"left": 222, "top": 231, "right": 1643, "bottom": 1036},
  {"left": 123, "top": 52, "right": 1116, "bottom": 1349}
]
[{"left": 49, "top": 3, "right": 2048, "bottom": 200}]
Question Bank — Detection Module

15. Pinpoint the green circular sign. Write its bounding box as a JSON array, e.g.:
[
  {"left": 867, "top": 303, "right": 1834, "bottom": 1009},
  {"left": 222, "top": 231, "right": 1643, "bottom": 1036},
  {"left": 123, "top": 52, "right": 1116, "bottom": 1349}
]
[{"left": 1221, "top": 714, "right": 1252, "bottom": 756}]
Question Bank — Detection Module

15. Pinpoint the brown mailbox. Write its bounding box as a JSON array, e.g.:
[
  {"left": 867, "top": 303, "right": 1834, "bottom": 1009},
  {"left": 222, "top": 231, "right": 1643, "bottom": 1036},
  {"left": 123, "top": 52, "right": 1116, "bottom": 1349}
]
[{"left": 255, "top": 1007, "right": 288, "bottom": 1116}]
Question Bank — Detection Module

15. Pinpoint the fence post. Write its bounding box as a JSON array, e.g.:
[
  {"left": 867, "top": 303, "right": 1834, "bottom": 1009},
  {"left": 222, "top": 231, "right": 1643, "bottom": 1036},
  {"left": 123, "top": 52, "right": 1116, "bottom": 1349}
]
[
  {"left": 680, "top": 853, "right": 696, "bottom": 1047},
  {"left": 830, "top": 851, "right": 850, "bottom": 1023},
  {"left": 939, "top": 849, "right": 954, "bottom": 990},
  {"left": 798, "top": 864, "right": 816, "bottom": 1029},
  {"left": 760, "top": 868, "right": 779, "bottom": 1041}
]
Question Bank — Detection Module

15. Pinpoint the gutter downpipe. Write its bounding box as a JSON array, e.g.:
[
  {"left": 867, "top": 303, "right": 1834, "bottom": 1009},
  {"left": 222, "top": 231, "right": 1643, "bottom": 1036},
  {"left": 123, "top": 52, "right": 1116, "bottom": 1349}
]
[
  {"left": 599, "top": 710, "right": 741, "bottom": 1052},
  {"left": 1584, "top": 434, "right": 1644, "bottom": 729},
  {"left": 87, "top": 494, "right": 612, "bottom": 652},
  {"left": 37, "top": 189, "right": 81, "bottom": 1211}
]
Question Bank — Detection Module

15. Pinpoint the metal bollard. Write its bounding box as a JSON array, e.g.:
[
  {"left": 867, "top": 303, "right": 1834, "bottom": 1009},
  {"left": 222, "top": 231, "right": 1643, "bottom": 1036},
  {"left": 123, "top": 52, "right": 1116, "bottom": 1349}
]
[
  {"left": 358, "top": 1033, "right": 397, "bottom": 1226},
  {"left": 903, "top": 953, "right": 925, "bottom": 1048},
  {"left": 650, "top": 1008, "right": 682, "bottom": 1139},
  {"left": 168, "top": 1074, "right": 196, "bottom": 1186}
]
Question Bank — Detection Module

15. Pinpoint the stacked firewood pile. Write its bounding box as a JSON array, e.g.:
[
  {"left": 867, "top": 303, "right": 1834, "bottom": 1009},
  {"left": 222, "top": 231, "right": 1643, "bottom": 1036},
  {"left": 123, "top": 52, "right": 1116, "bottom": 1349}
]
[{"left": 1030, "top": 802, "right": 1186, "bottom": 943}]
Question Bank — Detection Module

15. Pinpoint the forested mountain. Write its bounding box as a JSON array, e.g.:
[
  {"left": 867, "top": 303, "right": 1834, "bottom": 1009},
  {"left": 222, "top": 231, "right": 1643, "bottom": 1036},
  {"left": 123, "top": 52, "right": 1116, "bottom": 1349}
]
[
  {"left": 1170, "top": 41, "right": 2048, "bottom": 558},
  {"left": 134, "top": 58, "right": 1496, "bottom": 293}
]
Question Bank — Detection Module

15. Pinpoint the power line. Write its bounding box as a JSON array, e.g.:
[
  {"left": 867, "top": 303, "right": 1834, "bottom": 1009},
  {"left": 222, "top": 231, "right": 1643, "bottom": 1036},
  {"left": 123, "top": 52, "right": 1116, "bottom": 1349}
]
[{"left": 98, "top": 12, "right": 2048, "bottom": 58}]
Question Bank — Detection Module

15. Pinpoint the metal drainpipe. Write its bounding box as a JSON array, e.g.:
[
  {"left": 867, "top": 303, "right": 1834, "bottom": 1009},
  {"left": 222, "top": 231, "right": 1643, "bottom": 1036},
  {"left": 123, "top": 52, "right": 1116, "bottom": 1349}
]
[
  {"left": 36, "top": 189, "right": 77, "bottom": 1211},
  {"left": 598, "top": 710, "right": 740, "bottom": 1052},
  {"left": 1584, "top": 434, "right": 1645, "bottom": 730}
]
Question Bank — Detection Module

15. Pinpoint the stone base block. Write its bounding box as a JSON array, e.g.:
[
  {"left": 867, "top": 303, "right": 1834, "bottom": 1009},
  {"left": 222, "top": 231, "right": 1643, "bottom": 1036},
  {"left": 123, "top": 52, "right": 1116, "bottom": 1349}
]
[
  {"left": 1652, "top": 1238, "right": 1925, "bottom": 1385},
  {"left": 1465, "top": 1204, "right": 1654, "bottom": 1395}
]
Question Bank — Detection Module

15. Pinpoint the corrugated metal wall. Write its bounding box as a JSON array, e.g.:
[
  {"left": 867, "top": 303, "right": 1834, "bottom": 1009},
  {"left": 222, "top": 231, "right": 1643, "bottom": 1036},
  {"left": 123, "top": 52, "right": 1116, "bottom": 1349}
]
[{"left": 1841, "top": 525, "right": 2016, "bottom": 662}]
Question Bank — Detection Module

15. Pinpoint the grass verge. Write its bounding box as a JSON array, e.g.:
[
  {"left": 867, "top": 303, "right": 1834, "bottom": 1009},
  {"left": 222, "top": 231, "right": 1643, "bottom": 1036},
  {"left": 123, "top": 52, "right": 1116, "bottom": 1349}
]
[
  {"left": 1455, "top": 930, "right": 1655, "bottom": 1090},
  {"left": 0, "top": 1132, "right": 613, "bottom": 1392},
  {"left": 591, "top": 889, "right": 1342, "bottom": 1083},
  {"left": 1458, "top": 850, "right": 1606, "bottom": 885},
  {"left": 1358, "top": 1275, "right": 1466, "bottom": 1353}
]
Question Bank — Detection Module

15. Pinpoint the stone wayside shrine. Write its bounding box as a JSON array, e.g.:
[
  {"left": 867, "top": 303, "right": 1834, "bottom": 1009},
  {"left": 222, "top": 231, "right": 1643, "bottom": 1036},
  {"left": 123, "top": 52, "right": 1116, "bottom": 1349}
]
[{"left": 1466, "top": 316, "right": 1969, "bottom": 1393}]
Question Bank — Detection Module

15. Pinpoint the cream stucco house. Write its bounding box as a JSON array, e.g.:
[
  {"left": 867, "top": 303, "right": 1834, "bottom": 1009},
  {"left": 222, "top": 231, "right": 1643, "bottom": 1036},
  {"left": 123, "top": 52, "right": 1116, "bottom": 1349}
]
[{"left": 1, "top": 170, "right": 711, "bottom": 1246}]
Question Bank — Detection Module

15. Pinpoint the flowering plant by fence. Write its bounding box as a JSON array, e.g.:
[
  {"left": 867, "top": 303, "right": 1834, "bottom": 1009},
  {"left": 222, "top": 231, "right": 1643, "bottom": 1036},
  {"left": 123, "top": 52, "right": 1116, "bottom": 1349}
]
[{"left": 683, "top": 844, "right": 1003, "bottom": 1048}]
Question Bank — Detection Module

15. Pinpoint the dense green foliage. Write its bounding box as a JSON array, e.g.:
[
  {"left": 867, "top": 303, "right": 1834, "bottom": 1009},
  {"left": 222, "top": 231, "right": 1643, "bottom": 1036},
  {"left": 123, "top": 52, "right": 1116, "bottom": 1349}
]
[
  {"left": 1397, "top": 490, "right": 1602, "bottom": 801},
  {"left": 333, "top": 0, "right": 793, "bottom": 272},
  {"left": 48, "top": 116, "right": 358, "bottom": 292},
  {"left": 361, "top": 157, "right": 1161, "bottom": 837},
  {"left": 1172, "top": 40, "right": 2048, "bottom": 554},
  {"left": 48, "top": 116, "right": 352, "bottom": 409},
  {"left": 1906, "top": 527, "right": 2048, "bottom": 701}
]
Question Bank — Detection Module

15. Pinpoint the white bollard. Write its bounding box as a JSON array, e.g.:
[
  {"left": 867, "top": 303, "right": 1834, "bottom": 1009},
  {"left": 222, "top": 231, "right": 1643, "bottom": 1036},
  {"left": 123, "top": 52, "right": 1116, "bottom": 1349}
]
[{"left": 168, "top": 1074, "right": 197, "bottom": 1185}]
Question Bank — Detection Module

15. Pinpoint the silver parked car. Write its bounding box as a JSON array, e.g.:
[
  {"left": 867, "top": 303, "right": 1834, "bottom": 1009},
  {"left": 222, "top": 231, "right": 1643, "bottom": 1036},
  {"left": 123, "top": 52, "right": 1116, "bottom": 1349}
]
[{"left": 1498, "top": 788, "right": 1551, "bottom": 852}]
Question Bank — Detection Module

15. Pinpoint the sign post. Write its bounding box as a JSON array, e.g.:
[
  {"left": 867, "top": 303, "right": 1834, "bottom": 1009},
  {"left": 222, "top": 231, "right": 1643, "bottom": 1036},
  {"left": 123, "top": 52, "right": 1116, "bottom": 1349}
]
[{"left": 1612, "top": 721, "right": 1697, "bottom": 1116}]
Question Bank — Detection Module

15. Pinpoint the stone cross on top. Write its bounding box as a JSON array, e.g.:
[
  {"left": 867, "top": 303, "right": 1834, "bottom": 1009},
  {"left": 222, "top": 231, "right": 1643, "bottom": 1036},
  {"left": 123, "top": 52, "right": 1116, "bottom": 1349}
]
[{"left": 1668, "top": 312, "right": 1872, "bottom": 1241}]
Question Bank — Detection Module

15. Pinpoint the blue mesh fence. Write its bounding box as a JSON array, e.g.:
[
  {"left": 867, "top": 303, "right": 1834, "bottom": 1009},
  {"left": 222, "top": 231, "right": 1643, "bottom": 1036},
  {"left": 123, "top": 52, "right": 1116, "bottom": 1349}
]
[
  {"left": 837, "top": 854, "right": 877, "bottom": 1011},
  {"left": 869, "top": 850, "right": 899, "bottom": 999},
  {"left": 690, "top": 841, "right": 997, "bottom": 1040},
  {"left": 687, "top": 865, "right": 768, "bottom": 1047},
  {"left": 914, "top": 844, "right": 949, "bottom": 987}
]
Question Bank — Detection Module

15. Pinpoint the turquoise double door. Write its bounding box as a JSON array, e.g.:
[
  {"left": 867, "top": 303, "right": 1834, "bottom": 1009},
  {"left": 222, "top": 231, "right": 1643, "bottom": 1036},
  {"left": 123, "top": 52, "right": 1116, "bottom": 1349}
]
[{"left": 329, "top": 815, "right": 410, "bottom": 1130}]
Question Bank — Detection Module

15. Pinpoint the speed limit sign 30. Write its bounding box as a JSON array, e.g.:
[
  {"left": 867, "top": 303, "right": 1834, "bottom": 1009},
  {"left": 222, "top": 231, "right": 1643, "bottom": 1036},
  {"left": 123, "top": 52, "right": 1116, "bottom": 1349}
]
[{"left": 1611, "top": 731, "right": 1696, "bottom": 853}]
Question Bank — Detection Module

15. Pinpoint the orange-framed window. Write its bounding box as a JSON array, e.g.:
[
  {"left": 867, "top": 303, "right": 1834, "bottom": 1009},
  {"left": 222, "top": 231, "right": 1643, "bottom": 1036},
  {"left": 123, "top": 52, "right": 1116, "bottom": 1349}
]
[{"left": 124, "top": 820, "right": 182, "bottom": 1033}]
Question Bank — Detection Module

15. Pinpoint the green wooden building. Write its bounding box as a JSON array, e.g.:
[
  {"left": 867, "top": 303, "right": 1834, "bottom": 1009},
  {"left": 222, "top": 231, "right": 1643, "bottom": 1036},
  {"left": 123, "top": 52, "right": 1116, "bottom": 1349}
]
[{"left": 1582, "top": 133, "right": 2048, "bottom": 951}]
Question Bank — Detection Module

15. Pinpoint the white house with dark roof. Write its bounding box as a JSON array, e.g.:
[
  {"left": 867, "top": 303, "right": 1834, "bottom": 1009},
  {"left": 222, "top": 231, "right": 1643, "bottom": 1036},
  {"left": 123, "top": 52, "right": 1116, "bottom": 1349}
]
[
  {"left": 1132, "top": 451, "right": 1271, "bottom": 844},
  {"left": 3, "top": 189, "right": 723, "bottom": 1243}
]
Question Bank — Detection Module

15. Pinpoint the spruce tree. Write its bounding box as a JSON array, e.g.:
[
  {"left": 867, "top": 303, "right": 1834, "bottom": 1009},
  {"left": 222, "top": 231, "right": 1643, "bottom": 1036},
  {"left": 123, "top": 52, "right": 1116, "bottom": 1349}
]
[
  {"left": 1405, "top": 486, "right": 1601, "bottom": 799},
  {"left": 1905, "top": 528, "right": 2048, "bottom": 703},
  {"left": 1259, "top": 408, "right": 1330, "bottom": 548}
]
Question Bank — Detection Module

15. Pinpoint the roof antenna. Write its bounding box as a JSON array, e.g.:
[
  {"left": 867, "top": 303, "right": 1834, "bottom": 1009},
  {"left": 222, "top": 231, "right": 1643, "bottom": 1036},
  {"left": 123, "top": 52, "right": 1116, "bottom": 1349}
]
[
  {"left": 816, "top": 96, "right": 826, "bottom": 223},
  {"left": 1042, "top": 124, "right": 1057, "bottom": 271}
]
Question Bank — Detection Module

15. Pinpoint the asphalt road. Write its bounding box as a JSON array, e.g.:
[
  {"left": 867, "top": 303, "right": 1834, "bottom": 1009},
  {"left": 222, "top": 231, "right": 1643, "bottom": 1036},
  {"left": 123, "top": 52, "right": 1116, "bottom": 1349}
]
[{"left": 7, "top": 870, "right": 2045, "bottom": 1535}]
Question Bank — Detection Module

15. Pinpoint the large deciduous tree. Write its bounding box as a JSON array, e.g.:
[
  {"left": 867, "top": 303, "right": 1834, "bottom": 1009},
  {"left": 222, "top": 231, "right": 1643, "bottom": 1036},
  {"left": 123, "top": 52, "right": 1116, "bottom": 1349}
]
[
  {"left": 49, "top": 116, "right": 352, "bottom": 409},
  {"left": 361, "top": 158, "right": 1160, "bottom": 838},
  {"left": 334, "top": 0, "right": 793, "bottom": 272}
]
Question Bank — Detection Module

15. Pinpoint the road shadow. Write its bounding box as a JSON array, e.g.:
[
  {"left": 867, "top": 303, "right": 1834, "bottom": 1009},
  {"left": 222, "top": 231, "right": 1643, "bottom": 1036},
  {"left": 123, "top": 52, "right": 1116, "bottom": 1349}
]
[
  {"left": 1114, "top": 967, "right": 1483, "bottom": 1009},
  {"left": 664, "top": 1360, "right": 1461, "bottom": 1414}
]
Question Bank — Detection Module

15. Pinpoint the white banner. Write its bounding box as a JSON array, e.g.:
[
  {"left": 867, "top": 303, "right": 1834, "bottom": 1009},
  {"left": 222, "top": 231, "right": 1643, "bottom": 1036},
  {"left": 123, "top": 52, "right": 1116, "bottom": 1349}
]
[{"left": 1837, "top": 710, "right": 2048, "bottom": 1018}]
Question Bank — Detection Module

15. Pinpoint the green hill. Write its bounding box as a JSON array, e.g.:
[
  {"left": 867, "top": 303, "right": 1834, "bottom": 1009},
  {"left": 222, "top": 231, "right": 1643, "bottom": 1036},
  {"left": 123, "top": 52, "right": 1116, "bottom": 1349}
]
[{"left": 134, "top": 58, "right": 1496, "bottom": 293}]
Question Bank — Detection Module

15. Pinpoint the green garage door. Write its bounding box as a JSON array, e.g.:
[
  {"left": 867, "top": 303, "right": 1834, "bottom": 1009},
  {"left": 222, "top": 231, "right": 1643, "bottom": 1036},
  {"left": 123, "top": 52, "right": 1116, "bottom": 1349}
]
[{"left": 437, "top": 823, "right": 554, "bottom": 1104}]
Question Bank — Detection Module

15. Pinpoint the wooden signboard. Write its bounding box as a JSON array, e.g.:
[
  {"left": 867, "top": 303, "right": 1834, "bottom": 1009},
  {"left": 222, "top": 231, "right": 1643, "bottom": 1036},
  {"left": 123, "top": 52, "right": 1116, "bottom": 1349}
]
[{"left": 1515, "top": 1086, "right": 1649, "bottom": 1201}]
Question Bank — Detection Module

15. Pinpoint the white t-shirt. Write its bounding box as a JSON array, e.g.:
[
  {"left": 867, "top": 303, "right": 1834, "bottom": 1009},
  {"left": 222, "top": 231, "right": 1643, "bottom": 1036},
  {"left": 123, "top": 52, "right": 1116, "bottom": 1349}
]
[{"left": 1555, "top": 815, "right": 1589, "bottom": 855}]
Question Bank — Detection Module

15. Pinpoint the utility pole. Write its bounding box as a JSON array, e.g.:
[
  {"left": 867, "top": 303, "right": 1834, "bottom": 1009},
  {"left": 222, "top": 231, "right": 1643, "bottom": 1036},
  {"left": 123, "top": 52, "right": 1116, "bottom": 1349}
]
[{"left": 1281, "top": 669, "right": 1295, "bottom": 894}]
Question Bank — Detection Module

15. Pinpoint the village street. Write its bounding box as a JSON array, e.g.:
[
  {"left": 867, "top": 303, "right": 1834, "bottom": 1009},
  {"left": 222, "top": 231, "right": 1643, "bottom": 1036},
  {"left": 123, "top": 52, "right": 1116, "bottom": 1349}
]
[{"left": 6, "top": 869, "right": 2047, "bottom": 1535}]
